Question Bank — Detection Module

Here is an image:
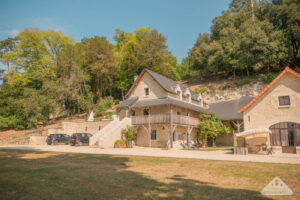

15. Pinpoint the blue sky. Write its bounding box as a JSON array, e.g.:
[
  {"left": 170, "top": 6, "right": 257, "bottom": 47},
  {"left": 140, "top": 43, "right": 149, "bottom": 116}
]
[{"left": 0, "top": 0, "right": 230, "bottom": 70}]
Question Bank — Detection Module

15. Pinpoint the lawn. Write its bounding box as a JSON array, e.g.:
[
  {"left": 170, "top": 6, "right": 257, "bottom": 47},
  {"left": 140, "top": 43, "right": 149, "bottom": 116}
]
[{"left": 0, "top": 149, "right": 299, "bottom": 200}]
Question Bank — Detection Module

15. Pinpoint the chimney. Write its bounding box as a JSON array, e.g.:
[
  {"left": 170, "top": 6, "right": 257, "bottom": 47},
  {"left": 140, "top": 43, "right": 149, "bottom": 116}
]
[{"left": 134, "top": 75, "right": 138, "bottom": 81}]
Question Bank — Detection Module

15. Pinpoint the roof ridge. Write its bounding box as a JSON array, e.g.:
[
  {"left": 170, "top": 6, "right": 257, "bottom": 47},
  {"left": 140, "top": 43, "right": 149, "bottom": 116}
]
[
  {"left": 126, "top": 68, "right": 199, "bottom": 100},
  {"left": 238, "top": 67, "right": 300, "bottom": 113}
]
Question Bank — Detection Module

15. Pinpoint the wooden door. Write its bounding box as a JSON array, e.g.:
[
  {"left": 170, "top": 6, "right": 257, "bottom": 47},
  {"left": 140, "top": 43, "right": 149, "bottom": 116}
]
[{"left": 282, "top": 130, "right": 296, "bottom": 153}]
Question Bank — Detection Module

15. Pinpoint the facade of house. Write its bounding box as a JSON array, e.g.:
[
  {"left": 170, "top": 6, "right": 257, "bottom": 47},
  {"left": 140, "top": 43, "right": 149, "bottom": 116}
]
[
  {"left": 116, "top": 69, "right": 205, "bottom": 148},
  {"left": 238, "top": 67, "right": 300, "bottom": 154}
]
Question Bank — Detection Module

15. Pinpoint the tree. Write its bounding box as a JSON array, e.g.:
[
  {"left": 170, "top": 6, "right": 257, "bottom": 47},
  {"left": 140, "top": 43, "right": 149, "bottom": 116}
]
[
  {"left": 196, "top": 113, "right": 230, "bottom": 147},
  {"left": 80, "top": 36, "right": 116, "bottom": 99},
  {"left": 188, "top": 34, "right": 225, "bottom": 76},
  {"left": 183, "top": 0, "right": 289, "bottom": 78},
  {"left": 273, "top": 0, "right": 300, "bottom": 67},
  {"left": 0, "top": 37, "right": 16, "bottom": 73},
  {"left": 56, "top": 43, "right": 93, "bottom": 115},
  {"left": 121, "top": 126, "right": 137, "bottom": 148},
  {"left": 114, "top": 27, "right": 180, "bottom": 90},
  {"left": 0, "top": 84, "right": 55, "bottom": 129},
  {"left": 1, "top": 28, "right": 73, "bottom": 88}
]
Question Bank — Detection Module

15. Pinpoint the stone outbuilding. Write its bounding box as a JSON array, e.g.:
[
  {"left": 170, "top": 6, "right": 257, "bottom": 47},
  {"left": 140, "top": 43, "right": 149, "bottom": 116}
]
[{"left": 238, "top": 67, "right": 300, "bottom": 154}]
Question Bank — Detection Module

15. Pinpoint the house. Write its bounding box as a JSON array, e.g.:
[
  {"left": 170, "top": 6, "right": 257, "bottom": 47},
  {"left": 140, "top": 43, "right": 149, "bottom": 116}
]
[
  {"left": 116, "top": 69, "right": 206, "bottom": 148},
  {"left": 208, "top": 96, "right": 253, "bottom": 146},
  {"left": 238, "top": 67, "right": 300, "bottom": 154}
]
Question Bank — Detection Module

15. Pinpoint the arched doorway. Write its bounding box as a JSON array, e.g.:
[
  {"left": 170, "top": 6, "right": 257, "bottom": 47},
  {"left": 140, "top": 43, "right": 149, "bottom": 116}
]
[{"left": 269, "top": 122, "right": 300, "bottom": 153}]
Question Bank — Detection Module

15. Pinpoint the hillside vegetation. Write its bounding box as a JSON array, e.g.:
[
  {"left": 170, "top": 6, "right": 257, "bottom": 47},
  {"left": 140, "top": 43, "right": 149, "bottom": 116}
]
[{"left": 0, "top": 0, "right": 299, "bottom": 130}]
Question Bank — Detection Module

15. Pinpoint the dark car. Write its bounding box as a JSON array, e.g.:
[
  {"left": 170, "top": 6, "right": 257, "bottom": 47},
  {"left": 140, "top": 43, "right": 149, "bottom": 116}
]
[
  {"left": 70, "top": 133, "right": 92, "bottom": 146},
  {"left": 46, "top": 134, "right": 70, "bottom": 145}
]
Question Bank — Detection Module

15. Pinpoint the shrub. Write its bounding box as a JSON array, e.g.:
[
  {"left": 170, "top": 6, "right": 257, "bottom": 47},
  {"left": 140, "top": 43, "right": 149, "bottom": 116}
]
[
  {"left": 221, "top": 82, "right": 235, "bottom": 90},
  {"left": 114, "top": 139, "right": 126, "bottom": 148},
  {"left": 195, "top": 88, "right": 208, "bottom": 94},
  {"left": 234, "top": 78, "right": 251, "bottom": 87},
  {"left": 94, "top": 96, "right": 114, "bottom": 117},
  {"left": 121, "top": 126, "right": 137, "bottom": 148},
  {"left": 260, "top": 72, "right": 279, "bottom": 83},
  {"left": 0, "top": 116, "right": 18, "bottom": 130}
]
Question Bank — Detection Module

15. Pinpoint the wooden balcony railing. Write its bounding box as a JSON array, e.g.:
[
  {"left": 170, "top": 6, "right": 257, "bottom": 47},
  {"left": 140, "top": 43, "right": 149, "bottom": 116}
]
[{"left": 131, "top": 114, "right": 199, "bottom": 126}]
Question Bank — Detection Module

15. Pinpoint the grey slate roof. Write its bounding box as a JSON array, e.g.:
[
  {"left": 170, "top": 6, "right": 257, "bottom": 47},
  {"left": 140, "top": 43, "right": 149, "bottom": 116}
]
[
  {"left": 145, "top": 69, "right": 199, "bottom": 101},
  {"left": 208, "top": 96, "right": 254, "bottom": 120},
  {"left": 115, "top": 97, "right": 138, "bottom": 109},
  {"left": 130, "top": 97, "right": 206, "bottom": 113}
]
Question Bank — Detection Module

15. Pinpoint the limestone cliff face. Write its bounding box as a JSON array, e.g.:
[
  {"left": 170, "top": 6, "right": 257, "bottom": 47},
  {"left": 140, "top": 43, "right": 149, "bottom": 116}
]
[{"left": 188, "top": 81, "right": 267, "bottom": 105}]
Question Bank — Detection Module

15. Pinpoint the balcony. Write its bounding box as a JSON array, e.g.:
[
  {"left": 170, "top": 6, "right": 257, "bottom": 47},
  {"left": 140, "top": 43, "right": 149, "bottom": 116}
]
[{"left": 131, "top": 114, "right": 199, "bottom": 126}]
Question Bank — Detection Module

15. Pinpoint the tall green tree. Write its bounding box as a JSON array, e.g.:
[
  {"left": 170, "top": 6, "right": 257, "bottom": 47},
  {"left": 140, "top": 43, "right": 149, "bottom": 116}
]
[
  {"left": 184, "top": 0, "right": 289, "bottom": 78},
  {"left": 80, "top": 36, "right": 116, "bottom": 99},
  {"left": 0, "top": 37, "right": 16, "bottom": 73},
  {"left": 2, "top": 28, "right": 73, "bottom": 87},
  {"left": 114, "top": 27, "right": 180, "bottom": 91},
  {"left": 273, "top": 0, "right": 300, "bottom": 67}
]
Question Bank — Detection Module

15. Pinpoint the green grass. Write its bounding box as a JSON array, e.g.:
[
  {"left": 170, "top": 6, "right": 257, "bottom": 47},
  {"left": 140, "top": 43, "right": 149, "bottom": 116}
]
[{"left": 0, "top": 149, "right": 299, "bottom": 200}]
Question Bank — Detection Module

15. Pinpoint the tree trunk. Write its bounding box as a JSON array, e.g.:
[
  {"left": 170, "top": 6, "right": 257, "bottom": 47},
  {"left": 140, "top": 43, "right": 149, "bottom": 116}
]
[
  {"left": 251, "top": 0, "right": 255, "bottom": 21},
  {"left": 97, "top": 88, "right": 103, "bottom": 99},
  {"left": 233, "top": 68, "right": 236, "bottom": 81},
  {"left": 246, "top": 66, "right": 250, "bottom": 76}
]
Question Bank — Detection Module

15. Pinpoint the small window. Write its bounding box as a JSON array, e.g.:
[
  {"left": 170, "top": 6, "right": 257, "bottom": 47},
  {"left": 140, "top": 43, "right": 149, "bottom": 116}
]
[
  {"left": 248, "top": 116, "right": 250, "bottom": 122},
  {"left": 151, "top": 130, "right": 156, "bottom": 140},
  {"left": 278, "top": 96, "right": 290, "bottom": 106},
  {"left": 177, "top": 112, "right": 181, "bottom": 115},
  {"left": 199, "top": 99, "right": 202, "bottom": 105},
  {"left": 144, "top": 88, "right": 149, "bottom": 96},
  {"left": 131, "top": 110, "right": 135, "bottom": 116},
  {"left": 176, "top": 91, "right": 181, "bottom": 99},
  {"left": 144, "top": 109, "right": 149, "bottom": 116}
]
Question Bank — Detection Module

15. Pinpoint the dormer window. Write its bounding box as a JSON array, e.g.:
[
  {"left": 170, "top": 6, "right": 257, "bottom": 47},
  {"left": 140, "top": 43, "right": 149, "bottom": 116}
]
[
  {"left": 278, "top": 96, "right": 290, "bottom": 106},
  {"left": 144, "top": 88, "right": 149, "bottom": 97},
  {"left": 186, "top": 94, "right": 190, "bottom": 102},
  {"left": 176, "top": 91, "right": 181, "bottom": 99},
  {"left": 174, "top": 85, "right": 182, "bottom": 100}
]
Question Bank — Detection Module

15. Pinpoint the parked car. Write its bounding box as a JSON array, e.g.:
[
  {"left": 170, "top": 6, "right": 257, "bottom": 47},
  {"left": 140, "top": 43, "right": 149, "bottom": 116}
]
[
  {"left": 46, "top": 134, "right": 70, "bottom": 145},
  {"left": 70, "top": 133, "right": 92, "bottom": 146}
]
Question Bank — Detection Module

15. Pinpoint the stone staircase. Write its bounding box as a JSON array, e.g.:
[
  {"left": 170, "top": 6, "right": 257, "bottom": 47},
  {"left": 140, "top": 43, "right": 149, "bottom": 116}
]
[
  {"left": 89, "top": 116, "right": 132, "bottom": 148},
  {"left": 172, "top": 140, "right": 187, "bottom": 149}
]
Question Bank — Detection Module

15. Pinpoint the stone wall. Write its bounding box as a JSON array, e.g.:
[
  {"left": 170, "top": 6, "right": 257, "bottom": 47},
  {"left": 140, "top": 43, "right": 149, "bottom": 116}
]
[
  {"left": 197, "top": 81, "right": 267, "bottom": 104},
  {"left": 48, "top": 120, "right": 112, "bottom": 135},
  {"left": 216, "top": 133, "right": 233, "bottom": 146},
  {"left": 29, "top": 136, "right": 47, "bottom": 145}
]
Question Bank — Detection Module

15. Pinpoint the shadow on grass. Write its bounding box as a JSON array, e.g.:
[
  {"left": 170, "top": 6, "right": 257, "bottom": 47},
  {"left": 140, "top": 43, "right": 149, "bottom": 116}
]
[{"left": 0, "top": 148, "right": 271, "bottom": 200}]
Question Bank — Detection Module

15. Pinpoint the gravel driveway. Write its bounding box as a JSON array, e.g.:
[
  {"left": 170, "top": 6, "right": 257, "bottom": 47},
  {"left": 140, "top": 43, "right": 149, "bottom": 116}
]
[{"left": 1, "top": 145, "right": 300, "bottom": 164}]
